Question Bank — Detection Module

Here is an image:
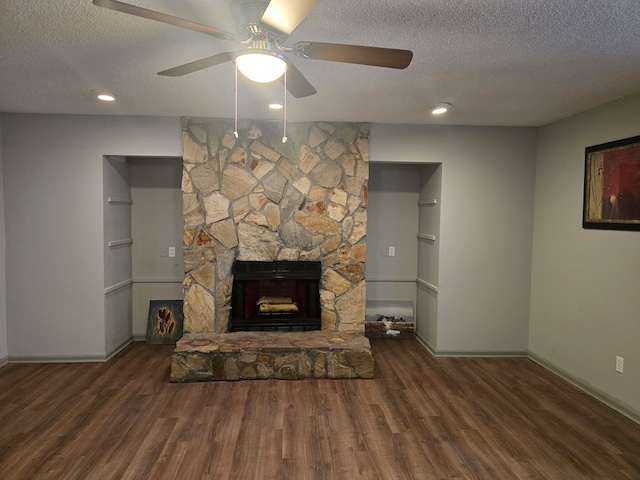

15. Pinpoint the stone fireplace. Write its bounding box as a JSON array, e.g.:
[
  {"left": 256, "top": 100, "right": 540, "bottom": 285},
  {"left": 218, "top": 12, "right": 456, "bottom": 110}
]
[{"left": 170, "top": 118, "right": 374, "bottom": 381}]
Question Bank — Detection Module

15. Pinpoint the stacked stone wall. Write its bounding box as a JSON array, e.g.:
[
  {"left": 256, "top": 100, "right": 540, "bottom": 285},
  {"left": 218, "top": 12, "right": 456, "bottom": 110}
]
[{"left": 181, "top": 118, "right": 369, "bottom": 334}]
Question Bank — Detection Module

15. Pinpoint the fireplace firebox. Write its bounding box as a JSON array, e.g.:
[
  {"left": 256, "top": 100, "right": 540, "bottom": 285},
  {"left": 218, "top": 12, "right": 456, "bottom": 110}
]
[{"left": 229, "top": 261, "right": 322, "bottom": 332}]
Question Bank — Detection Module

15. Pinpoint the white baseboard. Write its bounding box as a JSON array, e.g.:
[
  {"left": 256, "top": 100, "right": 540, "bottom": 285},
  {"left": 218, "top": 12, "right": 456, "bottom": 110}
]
[
  {"left": 8, "top": 353, "right": 109, "bottom": 363},
  {"left": 411, "top": 338, "right": 640, "bottom": 427},
  {"left": 415, "top": 331, "right": 436, "bottom": 356},
  {"left": 8, "top": 337, "right": 135, "bottom": 364},
  {"left": 431, "top": 349, "right": 528, "bottom": 357},
  {"left": 105, "top": 337, "right": 134, "bottom": 361},
  {"left": 528, "top": 352, "right": 640, "bottom": 426},
  {"left": 414, "top": 333, "right": 526, "bottom": 357}
]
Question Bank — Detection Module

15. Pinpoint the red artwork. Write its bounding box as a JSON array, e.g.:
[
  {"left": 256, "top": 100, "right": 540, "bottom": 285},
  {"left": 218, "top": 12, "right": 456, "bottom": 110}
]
[
  {"left": 584, "top": 135, "right": 640, "bottom": 230},
  {"left": 601, "top": 145, "right": 640, "bottom": 220}
]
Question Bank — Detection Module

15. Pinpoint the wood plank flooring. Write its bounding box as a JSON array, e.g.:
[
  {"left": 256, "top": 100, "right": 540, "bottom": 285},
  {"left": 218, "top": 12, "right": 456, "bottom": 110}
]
[{"left": 1, "top": 339, "right": 639, "bottom": 479}]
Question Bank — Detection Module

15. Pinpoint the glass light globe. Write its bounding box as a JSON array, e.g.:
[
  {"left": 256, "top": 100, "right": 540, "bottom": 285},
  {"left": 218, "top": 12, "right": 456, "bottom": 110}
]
[{"left": 235, "top": 53, "right": 287, "bottom": 83}]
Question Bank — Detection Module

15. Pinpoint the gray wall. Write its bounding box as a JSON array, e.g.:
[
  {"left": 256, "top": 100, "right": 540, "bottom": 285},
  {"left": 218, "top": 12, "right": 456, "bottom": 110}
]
[
  {"left": 417, "top": 165, "right": 442, "bottom": 349},
  {"left": 1, "top": 117, "right": 536, "bottom": 358},
  {"left": 366, "top": 163, "right": 421, "bottom": 303},
  {"left": 1, "top": 114, "right": 181, "bottom": 360},
  {"left": 0, "top": 116, "right": 6, "bottom": 364},
  {"left": 365, "top": 162, "right": 442, "bottom": 348},
  {"left": 530, "top": 94, "right": 640, "bottom": 418},
  {"left": 103, "top": 156, "right": 133, "bottom": 356},
  {"left": 130, "top": 157, "right": 184, "bottom": 338},
  {"left": 370, "top": 125, "right": 537, "bottom": 354}
]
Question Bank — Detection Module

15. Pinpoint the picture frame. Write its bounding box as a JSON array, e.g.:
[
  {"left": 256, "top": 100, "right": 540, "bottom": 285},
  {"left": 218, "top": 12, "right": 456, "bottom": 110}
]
[
  {"left": 583, "top": 135, "right": 640, "bottom": 231},
  {"left": 146, "top": 300, "right": 184, "bottom": 345}
]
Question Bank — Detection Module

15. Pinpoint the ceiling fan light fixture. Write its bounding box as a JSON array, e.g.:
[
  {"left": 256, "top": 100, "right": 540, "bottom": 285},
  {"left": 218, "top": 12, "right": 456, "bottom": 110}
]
[
  {"left": 431, "top": 103, "right": 451, "bottom": 115},
  {"left": 235, "top": 51, "right": 287, "bottom": 83}
]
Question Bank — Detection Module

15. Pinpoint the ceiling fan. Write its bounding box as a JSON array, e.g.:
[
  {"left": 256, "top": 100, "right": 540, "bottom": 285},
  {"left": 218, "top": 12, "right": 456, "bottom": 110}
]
[{"left": 92, "top": 0, "right": 414, "bottom": 98}]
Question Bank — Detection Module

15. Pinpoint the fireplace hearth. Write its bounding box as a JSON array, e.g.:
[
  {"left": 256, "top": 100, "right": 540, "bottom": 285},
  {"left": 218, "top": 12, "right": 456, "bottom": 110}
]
[{"left": 229, "top": 261, "right": 321, "bottom": 332}]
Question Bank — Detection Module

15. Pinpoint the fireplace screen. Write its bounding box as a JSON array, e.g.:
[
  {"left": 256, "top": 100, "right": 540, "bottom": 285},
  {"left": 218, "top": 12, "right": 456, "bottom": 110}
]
[{"left": 229, "top": 261, "right": 321, "bottom": 331}]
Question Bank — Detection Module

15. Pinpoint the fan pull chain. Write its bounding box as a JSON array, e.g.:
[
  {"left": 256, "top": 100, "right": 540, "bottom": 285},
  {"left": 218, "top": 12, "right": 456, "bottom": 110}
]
[
  {"left": 233, "top": 62, "right": 239, "bottom": 139},
  {"left": 282, "top": 70, "right": 287, "bottom": 143}
]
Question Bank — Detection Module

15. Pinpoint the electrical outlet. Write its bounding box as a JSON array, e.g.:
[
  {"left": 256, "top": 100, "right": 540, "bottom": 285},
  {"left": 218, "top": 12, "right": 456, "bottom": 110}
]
[
  {"left": 616, "top": 356, "right": 624, "bottom": 374},
  {"left": 389, "top": 246, "right": 395, "bottom": 257},
  {"left": 168, "top": 247, "right": 176, "bottom": 258}
]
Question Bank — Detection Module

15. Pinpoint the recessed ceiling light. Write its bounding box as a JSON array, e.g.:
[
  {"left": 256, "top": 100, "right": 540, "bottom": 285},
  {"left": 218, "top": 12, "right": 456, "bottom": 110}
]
[
  {"left": 268, "top": 102, "right": 283, "bottom": 110},
  {"left": 430, "top": 102, "right": 451, "bottom": 115},
  {"left": 94, "top": 91, "right": 116, "bottom": 102}
]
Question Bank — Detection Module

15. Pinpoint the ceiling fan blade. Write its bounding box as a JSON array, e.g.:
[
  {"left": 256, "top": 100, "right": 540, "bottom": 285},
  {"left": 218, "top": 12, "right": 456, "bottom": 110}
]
[
  {"left": 292, "top": 42, "right": 413, "bottom": 69},
  {"left": 261, "top": 0, "right": 318, "bottom": 36},
  {"left": 282, "top": 63, "right": 317, "bottom": 98},
  {"left": 92, "top": 0, "right": 237, "bottom": 42},
  {"left": 158, "top": 52, "right": 237, "bottom": 77}
]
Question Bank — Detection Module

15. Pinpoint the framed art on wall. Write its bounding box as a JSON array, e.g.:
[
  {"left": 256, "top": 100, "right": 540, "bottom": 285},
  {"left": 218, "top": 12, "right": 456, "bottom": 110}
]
[{"left": 583, "top": 135, "right": 640, "bottom": 231}]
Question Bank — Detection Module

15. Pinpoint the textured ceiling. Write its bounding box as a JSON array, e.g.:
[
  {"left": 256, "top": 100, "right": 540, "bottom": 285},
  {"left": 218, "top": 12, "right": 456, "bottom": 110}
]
[{"left": 2, "top": 0, "right": 640, "bottom": 126}]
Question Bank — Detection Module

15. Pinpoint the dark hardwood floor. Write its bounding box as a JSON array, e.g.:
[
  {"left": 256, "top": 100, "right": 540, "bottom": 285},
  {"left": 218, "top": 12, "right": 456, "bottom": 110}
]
[{"left": 1, "top": 339, "right": 639, "bottom": 479}]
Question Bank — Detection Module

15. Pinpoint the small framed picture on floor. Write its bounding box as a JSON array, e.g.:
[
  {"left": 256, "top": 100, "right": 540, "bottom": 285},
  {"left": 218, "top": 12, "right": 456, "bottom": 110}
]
[{"left": 146, "top": 300, "right": 184, "bottom": 345}]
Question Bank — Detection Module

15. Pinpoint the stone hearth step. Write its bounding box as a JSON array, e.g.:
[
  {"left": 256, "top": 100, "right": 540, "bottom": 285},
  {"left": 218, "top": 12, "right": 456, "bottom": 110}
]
[{"left": 170, "top": 331, "right": 374, "bottom": 382}]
